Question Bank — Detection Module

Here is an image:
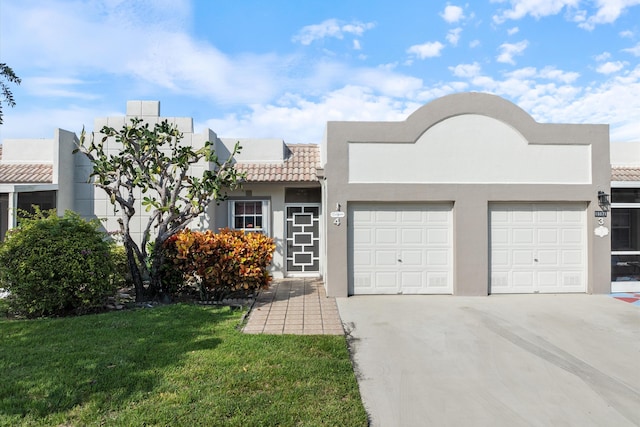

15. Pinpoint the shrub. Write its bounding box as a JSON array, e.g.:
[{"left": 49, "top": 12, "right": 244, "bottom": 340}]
[
  {"left": 163, "top": 228, "right": 276, "bottom": 301},
  {"left": 0, "top": 209, "right": 117, "bottom": 318},
  {"left": 110, "top": 244, "right": 132, "bottom": 288}
]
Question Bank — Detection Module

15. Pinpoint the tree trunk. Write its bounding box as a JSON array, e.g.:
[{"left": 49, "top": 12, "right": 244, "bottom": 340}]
[
  {"left": 124, "top": 238, "right": 145, "bottom": 302},
  {"left": 148, "top": 240, "right": 169, "bottom": 302}
]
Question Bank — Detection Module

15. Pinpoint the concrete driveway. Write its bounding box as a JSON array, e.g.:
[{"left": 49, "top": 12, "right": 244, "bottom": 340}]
[{"left": 336, "top": 295, "right": 640, "bottom": 427}]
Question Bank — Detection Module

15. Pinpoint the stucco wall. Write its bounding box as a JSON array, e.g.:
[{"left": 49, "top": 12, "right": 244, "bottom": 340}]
[
  {"left": 79, "top": 102, "right": 212, "bottom": 245},
  {"left": 213, "top": 184, "right": 286, "bottom": 278},
  {"left": 324, "top": 92, "right": 611, "bottom": 297}
]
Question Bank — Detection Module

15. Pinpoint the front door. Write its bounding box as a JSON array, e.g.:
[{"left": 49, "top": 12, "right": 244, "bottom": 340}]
[{"left": 285, "top": 204, "right": 321, "bottom": 275}]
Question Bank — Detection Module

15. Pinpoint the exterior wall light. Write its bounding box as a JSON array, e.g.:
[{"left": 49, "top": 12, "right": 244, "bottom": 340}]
[{"left": 597, "top": 191, "right": 610, "bottom": 211}]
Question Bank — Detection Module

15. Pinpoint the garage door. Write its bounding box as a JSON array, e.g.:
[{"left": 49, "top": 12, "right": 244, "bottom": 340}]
[
  {"left": 490, "top": 203, "right": 587, "bottom": 294},
  {"left": 349, "top": 203, "right": 453, "bottom": 294}
]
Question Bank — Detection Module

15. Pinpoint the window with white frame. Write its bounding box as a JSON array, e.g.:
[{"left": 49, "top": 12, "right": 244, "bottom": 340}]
[{"left": 229, "top": 200, "right": 269, "bottom": 234}]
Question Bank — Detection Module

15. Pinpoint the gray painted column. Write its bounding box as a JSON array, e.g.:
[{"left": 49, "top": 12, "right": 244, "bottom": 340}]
[{"left": 453, "top": 195, "right": 489, "bottom": 296}]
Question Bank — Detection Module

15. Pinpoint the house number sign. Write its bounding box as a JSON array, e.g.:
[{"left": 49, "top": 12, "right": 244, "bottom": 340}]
[{"left": 594, "top": 211, "right": 607, "bottom": 217}]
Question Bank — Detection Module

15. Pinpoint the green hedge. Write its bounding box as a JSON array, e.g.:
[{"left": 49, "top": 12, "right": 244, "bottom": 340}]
[{"left": 0, "top": 210, "right": 117, "bottom": 318}]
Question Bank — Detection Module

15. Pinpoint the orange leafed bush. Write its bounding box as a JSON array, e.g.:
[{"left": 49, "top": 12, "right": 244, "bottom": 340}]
[{"left": 163, "top": 228, "right": 276, "bottom": 300}]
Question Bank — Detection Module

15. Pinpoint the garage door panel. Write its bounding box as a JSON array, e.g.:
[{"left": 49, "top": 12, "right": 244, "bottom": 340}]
[
  {"left": 427, "top": 228, "right": 449, "bottom": 244},
  {"left": 538, "top": 271, "right": 559, "bottom": 287},
  {"left": 353, "top": 228, "right": 372, "bottom": 244},
  {"left": 350, "top": 203, "right": 452, "bottom": 295},
  {"left": 376, "top": 250, "right": 397, "bottom": 265},
  {"left": 427, "top": 272, "right": 449, "bottom": 288},
  {"left": 491, "top": 228, "right": 509, "bottom": 244},
  {"left": 401, "top": 271, "right": 424, "bottom": 287},
  {"left": 490, "top": 203, "right": 586, "bottom": 294},
  {"left": 538, "top": 229, "right": 559, "bottom": 244},
  {"left": 513, "top": 228, "right": 535, "bottom": 244},
  {"left": 426, "top": 209, "right": 450, "bottom": 222},
  {"left": 492, "top": 249, "right": 509, "bottom": 267},
  {"left": 562, "top": 229, "right": 583, "bottom": 244},
  {"left": 375, "top": 228, "right": 398, "bottom": 244},
  {"left": 375, "top": 211, "right": 398, "bottom": 222},
  {"left": 537, "top": 250, "right": 558, "bottom": 266},
  {"left": 513, "top": 210, "right": 534, "bottom": 222},
  {"left": 427, "top": 250, "right": 449, "bottom": 266},
  {"left": 513, "top": 250, "right": 534, "bottom": 266},
  {"left": 401, "top": 229, "right": 424, "bottom": 244},
  {"left": 513, "top": 271, "right": 534, "bottom": 287},
  {"left": 400, "top": 250, "right": 423, "bottom": 265},
  {"left": 562, "top": 250, "right": 583, "bottom": 265},
  {"left": 562, "top": 272, "right": 583, "bottom": 288},
  {"left": 562, "top": 209, "right": 584, "bottom": 222},
  {"left": 401, "top": 210, "right": 423, "bottom": 222}
]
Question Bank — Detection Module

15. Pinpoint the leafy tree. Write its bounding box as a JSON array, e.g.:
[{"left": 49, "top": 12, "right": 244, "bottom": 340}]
[
  {"left": 0, "top": 63, "right": 21, "bottom": 125},
  {"left": 75, "top": 118, "right": 243, "bottom": 301}
]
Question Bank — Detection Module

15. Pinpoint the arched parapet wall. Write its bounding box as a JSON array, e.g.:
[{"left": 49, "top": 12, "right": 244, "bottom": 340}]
[
  {"left": 331, "top": 92, "right": 608, "bottom": 147},
  {"left": 328, "top": 92, "right": 609, "bottom": 185}
]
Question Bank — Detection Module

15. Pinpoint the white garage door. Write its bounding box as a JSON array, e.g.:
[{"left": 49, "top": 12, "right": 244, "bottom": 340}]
[
  {"left": 349, "top": 203, "right": 453, "bottom": 295},
  {"left": 490, "top": 203, "right": 587, "bottom": 294}
]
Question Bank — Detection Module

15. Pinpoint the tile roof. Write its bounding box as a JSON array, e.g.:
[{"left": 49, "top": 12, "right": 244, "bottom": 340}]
[
  {"left": 0, "top": 163, "right": 53, "bottom": 183},
  {"left": 235, "top": 144, "right": 321, "bottom": 182},
  {"left": 0, "top": 146, "right": 54, "bottom": 184},
  {"left": 611, "top": 166, "right": 640, "bottom": 182}
]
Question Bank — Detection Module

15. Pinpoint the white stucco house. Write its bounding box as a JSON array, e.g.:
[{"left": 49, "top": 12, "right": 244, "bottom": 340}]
[{"left": 1, "top": 93, "right": 639, "bottom": 296}]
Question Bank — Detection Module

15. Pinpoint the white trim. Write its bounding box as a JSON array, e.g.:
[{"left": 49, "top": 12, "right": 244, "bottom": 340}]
[
  {"left": 611, "top": 281, "right": 640, "bottom": 293},
  {"left": 228, "top": 199, "right": 270, "bottom": 235},
  {"left": 611, "top": 181, "right": 640, "bottom": 188},
  {"left": 611, "top": 203, "right": 640, "bottom": 208}
]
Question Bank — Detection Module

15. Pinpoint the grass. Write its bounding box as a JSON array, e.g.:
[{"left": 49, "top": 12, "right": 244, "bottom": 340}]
[{"left": 0, "top": 304, "right": 368, "bottom": 426}]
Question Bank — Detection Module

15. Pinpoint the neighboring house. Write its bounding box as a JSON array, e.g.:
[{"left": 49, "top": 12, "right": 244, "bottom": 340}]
[
  {"left": 1, "top": 93, "right": 638, "bottom": 296},
  {"left": 610, "top": 142, "right": 640, "bottom": 293},
  {"left": 0, "top": 130, "right": 76, "bottom": 240}
]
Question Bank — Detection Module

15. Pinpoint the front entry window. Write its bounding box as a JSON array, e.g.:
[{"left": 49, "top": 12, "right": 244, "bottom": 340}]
[
  {"left": 230, "top": 200, "right": 269, "bottom": 234},
  {"left": 611, "top": 189, "right": 640, "bottom": 284}
]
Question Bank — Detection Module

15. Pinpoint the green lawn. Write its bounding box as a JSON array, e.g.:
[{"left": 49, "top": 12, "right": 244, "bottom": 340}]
[{"left": 0, "top": 304, "right": 368, "bottom": 426}]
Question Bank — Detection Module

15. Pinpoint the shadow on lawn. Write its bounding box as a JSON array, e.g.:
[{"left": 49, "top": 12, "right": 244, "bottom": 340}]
[{"left": 0, "top": 304, "right": 235, "bottom": 420}]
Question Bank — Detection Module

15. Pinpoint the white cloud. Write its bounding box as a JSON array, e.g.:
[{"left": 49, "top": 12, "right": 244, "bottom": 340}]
[
  {"left": 23, "top": 77, "right": 100, "bottom": 99},
  {"left": 596, "top": 61, "right": 627, "bottom": 74},
  {"left": 619, "top": 30, "right": 634, "bottom": 38},
  {"left": 492, "top": 0, "right": 580, "bottom": 24},
  {"left": 579, "top": 0, "right": 640, "bottom": 30},
  {"left": 492, "top": 0, "right": 640, "bottom": 30},
  {"left": 204, "top": 86, "right": 417, "bottom": 144},
  {"left": 538, "top": 66, "right": 580, "bottom": 83},
  {"left": 496, "top": 40, "right": 529, "bottom": 64},
  {"left": 353, "top": 40, "right": 362, "bottom": 50},
  {"left": 595, "top": 52, "right": 612, "bottom": 61},
  {"left": 292, "top": 19, "right": 375, "bottom": 45},
  {"left": 1, "top": 0, "right": 287, "bottom": 105},
  {"left": 507, "top": 26, "right": 520, "bottom": 35},
  {"left": 0, "top": 104, "right": 111, "bottom": 141},
  {"left": 449, "top": 62, "right": 482, "bottom": 78},
  {"left": 441, "top": 5, "right": 465, "bottom": 23},
  {"left": 407, "top": 41, "right": 445, "bottom": 59},
  {"left": 623, "top": 42, "right": 640, "bottom": 56},
  {"left": 469, "top": 39, "right": 481, "bottom": 48},
  {"left": 447, "top": 28, "right": 463, "bottom": 46}
]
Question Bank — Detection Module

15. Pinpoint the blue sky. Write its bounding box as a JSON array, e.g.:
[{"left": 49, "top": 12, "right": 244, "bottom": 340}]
[{"left": 1, "top": 0, "right": 639, "bottom": 145}]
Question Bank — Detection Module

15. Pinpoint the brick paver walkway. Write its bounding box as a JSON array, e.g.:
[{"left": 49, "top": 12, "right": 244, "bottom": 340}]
[{"left": 243, "top": 278, "right": 344, "bottom": 335}]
